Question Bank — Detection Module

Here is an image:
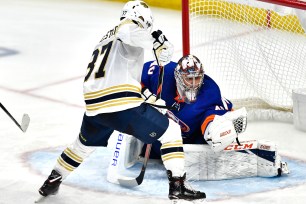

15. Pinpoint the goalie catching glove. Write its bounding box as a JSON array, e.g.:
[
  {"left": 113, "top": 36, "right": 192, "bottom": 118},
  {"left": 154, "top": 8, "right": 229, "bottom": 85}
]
[
  {"left": 204, "top": 107, "right": 247, "bottom": 152},
  {"left": 152, "top": 30, "right": 174, "bottom": 66}
]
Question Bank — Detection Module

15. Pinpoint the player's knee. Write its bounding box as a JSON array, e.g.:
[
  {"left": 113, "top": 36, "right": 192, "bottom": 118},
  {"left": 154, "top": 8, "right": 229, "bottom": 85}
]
[{"left": 158, "top": 119, "right": 182, "bottom": 144}]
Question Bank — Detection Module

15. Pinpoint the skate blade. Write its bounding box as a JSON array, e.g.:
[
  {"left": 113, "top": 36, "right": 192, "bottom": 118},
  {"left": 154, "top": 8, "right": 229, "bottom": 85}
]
[
  {"left": 171, "top": 199, "right": 206, "bottom": 204},
  {"left": 35, "top": 189, "right": 59, "bottom": 203},
  {"left": 35, "top": 196, "right": 46, "bottom": 203}
]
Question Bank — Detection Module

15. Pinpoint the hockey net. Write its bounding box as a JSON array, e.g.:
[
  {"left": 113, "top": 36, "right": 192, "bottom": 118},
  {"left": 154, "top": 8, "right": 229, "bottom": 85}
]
[{"left": 182, "top": 0, "right": 306, "bottom": 121}]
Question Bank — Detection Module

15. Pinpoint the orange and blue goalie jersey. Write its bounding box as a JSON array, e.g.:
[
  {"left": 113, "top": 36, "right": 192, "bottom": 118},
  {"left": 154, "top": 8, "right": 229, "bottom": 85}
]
[{"left": 142, "top": 61, "right": 233, "bottom": 145}]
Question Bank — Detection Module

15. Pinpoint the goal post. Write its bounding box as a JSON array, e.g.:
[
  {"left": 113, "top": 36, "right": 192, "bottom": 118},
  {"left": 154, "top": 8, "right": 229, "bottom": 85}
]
[{"left": 182, "top": 0, "right": 306, "bottom": 121}]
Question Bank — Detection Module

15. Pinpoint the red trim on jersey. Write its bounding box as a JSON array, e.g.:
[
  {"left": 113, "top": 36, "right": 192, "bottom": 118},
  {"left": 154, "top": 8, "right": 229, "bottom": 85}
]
[
  {"left": 174, "top": 90, "right": 185, "bottom": 103},
  {"left": 141, "top": 82, "right": 145, "bottom": 89}
]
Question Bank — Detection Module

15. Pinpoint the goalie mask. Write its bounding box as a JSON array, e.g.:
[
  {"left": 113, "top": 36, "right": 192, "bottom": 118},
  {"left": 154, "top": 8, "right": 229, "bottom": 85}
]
[
  {"left": 174, "top": 55, "right": 204, "bottom": 103},
  {"left": 120, "top": 1, "right": 154, "bottom": 32}
]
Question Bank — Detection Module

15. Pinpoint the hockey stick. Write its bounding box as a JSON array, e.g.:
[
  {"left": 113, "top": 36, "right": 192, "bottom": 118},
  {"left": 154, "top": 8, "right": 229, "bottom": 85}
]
[
  {"left": 0, "top": 103, "right": 30, "bottom": 132},
  {"left": 117, "top": 142, "right": 152, "bottom": 187},
  {"left": 118, "top": 40, "right": 165, "bottom": 187}
]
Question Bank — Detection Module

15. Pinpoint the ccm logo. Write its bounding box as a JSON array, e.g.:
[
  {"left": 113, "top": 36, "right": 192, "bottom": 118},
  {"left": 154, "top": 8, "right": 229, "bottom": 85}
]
[
  {"left": 224, "top": 143, "right": 254, "bottom": 151},
  {"left": 220, "top": 129, "right": 231, "bottom": 137}
]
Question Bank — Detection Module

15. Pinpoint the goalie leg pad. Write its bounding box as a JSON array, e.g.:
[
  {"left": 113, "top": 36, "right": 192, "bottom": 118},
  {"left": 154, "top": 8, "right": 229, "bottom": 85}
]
[
  {"left": 107, "top": 131, "right": 136, "bottom": 184},
  {"left": 183, "top": 140, "right": 289, "bottom": 180},
  {"left": 124, "top": 134, "right": 144, "bottom": 168},
  {"left": 54, "top": 136, "right": 96, "bottom": 179},
  {"left": 184, "top": 144, "right": 258, "bottom": 180},
  {"left": 257, "top": 140, "right": 290, "bottom": 177}
]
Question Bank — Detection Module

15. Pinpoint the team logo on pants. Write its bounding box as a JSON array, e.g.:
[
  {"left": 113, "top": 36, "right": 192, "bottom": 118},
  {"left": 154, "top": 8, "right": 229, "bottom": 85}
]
[{"left": 149, "top": 132, "right": 157, "bottom": 137}]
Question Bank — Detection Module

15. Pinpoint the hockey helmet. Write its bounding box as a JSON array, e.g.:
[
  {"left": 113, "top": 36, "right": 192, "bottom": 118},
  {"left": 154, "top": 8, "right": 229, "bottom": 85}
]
[
  {"left": 120, "top": 1, "right": 153, "bottom": 32},
  {"left": 174, "top": 55, "right": 204, "bottom": 103}
]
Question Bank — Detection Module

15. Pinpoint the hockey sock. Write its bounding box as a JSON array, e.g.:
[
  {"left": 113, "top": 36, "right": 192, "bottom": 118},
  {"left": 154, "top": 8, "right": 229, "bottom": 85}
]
[
  {"left": 54, "top": 137, "right": 95, "bottom": 179},
  {"left": 160, "top": 139, "right": 185, "bottom": 177}
]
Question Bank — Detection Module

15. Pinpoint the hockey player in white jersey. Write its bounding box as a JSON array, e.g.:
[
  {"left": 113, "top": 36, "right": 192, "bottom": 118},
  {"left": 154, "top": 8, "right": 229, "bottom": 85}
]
[{"left": 37, "top": 0, "right": 206, "bottom": 202}]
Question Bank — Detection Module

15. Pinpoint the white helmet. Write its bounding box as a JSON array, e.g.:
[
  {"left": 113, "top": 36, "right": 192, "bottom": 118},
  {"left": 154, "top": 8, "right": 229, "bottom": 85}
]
[
  {"left": 174, "top": 55, "right": 205, "bottom": 104},
  {"left": 120, "top": 1, "right": 154, "bottom": 32}
]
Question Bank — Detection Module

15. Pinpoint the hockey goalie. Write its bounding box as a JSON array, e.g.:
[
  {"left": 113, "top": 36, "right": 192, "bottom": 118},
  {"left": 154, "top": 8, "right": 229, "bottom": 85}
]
[{"left": 107, "top": 55, "right": 290, "bottom": 183}]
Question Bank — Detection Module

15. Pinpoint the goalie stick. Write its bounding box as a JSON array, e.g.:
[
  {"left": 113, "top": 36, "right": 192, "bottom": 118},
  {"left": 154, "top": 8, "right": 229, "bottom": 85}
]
[
  {"left": 0, "top": 103, "right": 30, "bottom": 132},
  {"left": 117, "top": 38, "right": 165, "bottom": 187}
]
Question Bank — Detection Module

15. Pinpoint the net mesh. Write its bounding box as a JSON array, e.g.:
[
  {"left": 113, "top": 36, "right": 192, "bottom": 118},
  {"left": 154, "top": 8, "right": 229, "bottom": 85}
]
[{"left": 186, "top": 0, "right": 306, "bottom": 119}]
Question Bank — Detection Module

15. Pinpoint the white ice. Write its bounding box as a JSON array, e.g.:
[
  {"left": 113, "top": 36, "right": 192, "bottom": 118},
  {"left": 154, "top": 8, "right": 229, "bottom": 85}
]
[{"left": 0, "top": 0, "right": 306, "bottom": 204}]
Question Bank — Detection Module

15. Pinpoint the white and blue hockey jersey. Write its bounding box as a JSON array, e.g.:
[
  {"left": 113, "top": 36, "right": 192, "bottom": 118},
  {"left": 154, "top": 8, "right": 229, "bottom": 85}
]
[{"left": 83, "top": 20, "right": 153, "bottom": 115}]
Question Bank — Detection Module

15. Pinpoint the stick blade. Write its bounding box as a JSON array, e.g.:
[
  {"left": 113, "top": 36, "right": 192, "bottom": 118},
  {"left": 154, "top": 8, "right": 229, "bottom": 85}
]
[
  {"left": 21, "top": 114, "right": 30, "bottom": 132},
  {"left": 118, "top": 176, "right": 140, "bottom": 188}
]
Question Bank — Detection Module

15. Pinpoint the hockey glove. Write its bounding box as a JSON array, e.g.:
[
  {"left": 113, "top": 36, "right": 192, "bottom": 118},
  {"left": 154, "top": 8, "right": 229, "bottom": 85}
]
[
  {"left": 154, "top": 99, "right": 167, "bottom": 115},
  {"left": 205, "top": 116, "right": 238, "bottom": 153},
  {"left": 152, "top": 30, "right": 174, "bottom": 66},
  {"left": 141, "top": 87, "right": 157, "bottom": 104},
  {"left": 204, "top": 107, "right": 248, "bottom": 152}
]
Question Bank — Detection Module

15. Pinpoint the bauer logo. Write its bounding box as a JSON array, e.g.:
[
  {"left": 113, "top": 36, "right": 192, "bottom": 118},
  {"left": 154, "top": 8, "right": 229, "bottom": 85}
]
[{"left": 112, "top": 133, "right": 124, "bottom": 166}]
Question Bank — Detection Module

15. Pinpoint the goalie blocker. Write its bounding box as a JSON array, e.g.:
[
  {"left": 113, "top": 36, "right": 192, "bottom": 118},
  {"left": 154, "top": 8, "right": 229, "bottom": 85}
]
[{"left": 107, "top": 133, "right": 289, "bottom": 183}]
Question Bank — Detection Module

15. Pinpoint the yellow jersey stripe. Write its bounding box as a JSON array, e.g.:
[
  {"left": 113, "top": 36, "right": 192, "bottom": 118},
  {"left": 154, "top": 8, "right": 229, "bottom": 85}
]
[
  {"left": 86, "top": 98, "right": 143, "bottom": 111},
  {"left": 84, "top": 84, "right": 141, "bottom": 99}
]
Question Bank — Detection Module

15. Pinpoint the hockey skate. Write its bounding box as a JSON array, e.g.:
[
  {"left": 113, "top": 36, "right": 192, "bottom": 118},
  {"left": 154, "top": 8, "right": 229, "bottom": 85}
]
[
  {"left": 167, "top": 170, "right": 206, "bottom": 203},
  {"left": 36, "top": 170, "right": 62, "bottom": 202}
]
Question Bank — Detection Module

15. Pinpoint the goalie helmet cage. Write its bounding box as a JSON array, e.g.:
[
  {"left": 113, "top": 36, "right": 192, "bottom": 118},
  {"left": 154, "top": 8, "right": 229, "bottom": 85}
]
[{"left": 182, "top": 0, "right": 306, "bottom": 122}]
